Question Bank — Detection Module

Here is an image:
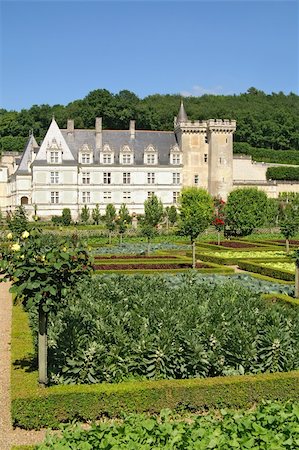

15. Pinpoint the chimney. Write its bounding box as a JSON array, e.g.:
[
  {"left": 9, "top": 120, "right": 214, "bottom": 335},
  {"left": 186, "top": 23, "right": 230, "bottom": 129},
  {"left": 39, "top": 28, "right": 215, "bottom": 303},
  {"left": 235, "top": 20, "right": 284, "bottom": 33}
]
[
  {"left": 95, "top": 117, "right": 102, "bottom": 149},
  {"left": 67, "top": 119, "right": 74, "bottom": 135},
  {"left": 130, "top": 120, "right": 135, "bottom": 139}
]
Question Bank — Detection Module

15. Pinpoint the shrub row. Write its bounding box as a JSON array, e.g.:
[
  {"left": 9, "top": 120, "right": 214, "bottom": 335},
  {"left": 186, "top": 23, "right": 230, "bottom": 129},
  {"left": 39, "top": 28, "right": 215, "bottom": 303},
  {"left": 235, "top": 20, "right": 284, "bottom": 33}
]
[
  {"left": 261, "top": 293, "right": 299, "bottom": 307},
  {"left": 233, "top": 142, "right": 299, "bottom": 165},
  {"left": 94, "top": 267, "right": 235, "bottom": 275},
  {"left": 238, "top": 260, "right": 295, "bottom": 281},
  {"left": 266, "top": 166, "right": 299, "bottom": 181},
  {"left": 195, "top": 252, "right": 285, "bottom": 266},
  {"left": 12, "top": 372, "right": 299, "bottom": 429}
]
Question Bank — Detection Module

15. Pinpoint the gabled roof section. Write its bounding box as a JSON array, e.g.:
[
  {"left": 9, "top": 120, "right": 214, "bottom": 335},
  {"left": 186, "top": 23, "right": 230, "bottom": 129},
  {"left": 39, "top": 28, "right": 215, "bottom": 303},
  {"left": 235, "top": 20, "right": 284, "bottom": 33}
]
[
  {"left": 177, "top": 100, "right": 188, "bottom": 123},
  {"left": 35, "top": 118, "right": 74, "bottom": 161},
  {"left": 16, "top": 134, "right": 39, "bottom": 174}
]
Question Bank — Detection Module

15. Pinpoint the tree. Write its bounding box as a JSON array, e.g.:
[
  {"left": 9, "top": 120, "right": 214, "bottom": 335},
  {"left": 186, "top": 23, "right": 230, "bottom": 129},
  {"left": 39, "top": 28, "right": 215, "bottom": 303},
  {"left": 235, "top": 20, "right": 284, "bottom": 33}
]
[
  {"left": 178, "top": 188, "right": 213, "bottom": 268},
  {"left": 104, "top": 204, "right": 116, "bottom": 244},
  {"left": 92, "top": 204, "right": 101, "bottom": 225},
  {"left": 212, "top": 197, "right": 226, "bottom": 245},
  {"left": 8, "top": 206, "right": 28, "bottom": 234},
  {"left": 165, "top": 205, "right": 178, "bottom": 230},
  {"left": 278, "top": 197, "right": 299, "bottom": 253},
  {"left": 116, "top": 204, "right": 131, "bottom": 244},
  {"left": 61, "top": 208, "right": 72, "bottom": 226},
  {"left": 0, "top": 230, "right": 93, "bottom": 386},
  {"left": 140, "top": 194, "right": 164, "bottom": 255},
  {"left": 225, "top": 188, "right": 268, "bottom": 237},
  {"left": 80, "top": 205, "right": 90, "bottom": 224},
  {"left": 265, "top": 198, "right": 279, "bottom": 232},
  {"left": 293, "top": 249, "right": 299, "bottom": 298}
]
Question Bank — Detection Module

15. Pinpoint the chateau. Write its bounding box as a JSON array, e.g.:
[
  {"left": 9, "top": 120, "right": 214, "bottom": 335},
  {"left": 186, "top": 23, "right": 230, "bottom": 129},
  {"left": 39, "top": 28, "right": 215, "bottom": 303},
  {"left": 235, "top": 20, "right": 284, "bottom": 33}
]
[{"left": 0, "top": 102, "right": 298, "bottom": 219}]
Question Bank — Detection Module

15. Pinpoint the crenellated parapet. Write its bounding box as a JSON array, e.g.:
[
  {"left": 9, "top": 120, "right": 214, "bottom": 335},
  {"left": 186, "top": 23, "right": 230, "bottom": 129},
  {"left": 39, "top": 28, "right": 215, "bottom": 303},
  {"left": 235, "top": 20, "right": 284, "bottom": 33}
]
[
  {"left": 207, "top": 119, "right": 236, "bottom": 133},
  {"left": 174, "top": 120, "right": 208, "bottom": 134}
]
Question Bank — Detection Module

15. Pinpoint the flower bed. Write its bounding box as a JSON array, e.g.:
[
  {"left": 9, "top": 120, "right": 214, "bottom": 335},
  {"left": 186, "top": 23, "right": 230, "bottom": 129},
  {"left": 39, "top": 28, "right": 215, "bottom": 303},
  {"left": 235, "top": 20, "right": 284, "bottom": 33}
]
[
  {"left": 94, "top": 254, "right": 178, "bottom": 260},
  {"left": 208, "top": 241, "right": 261, "bottom": 248}
]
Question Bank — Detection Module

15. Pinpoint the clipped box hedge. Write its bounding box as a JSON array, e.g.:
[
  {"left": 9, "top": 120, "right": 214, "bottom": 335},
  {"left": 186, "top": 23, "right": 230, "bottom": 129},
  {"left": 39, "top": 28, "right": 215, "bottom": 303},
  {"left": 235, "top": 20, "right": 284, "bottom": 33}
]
[
  {"left": 11, "top": 303, "right": 299, "bottom": 430},
  {"left": 238, "top": 260, "right": 295, "bottom": 281},
  {"left": 266, "top": 166, "right": 299, "bottom": 181}
]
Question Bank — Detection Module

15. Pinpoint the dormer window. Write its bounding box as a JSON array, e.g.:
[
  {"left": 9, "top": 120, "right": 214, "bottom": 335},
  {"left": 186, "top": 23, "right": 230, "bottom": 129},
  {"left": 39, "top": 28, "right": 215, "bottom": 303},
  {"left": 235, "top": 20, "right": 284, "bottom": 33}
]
[
  {"left": 144, "top": 145, "right": 157, "bottom": 165},
  {"left": 120, "top": 145, "right": 133, "bottom": 165},
  {"left": 47, "top": 138, "right": 62, "bottom": 164},
  {"left": 79, "top": 144, "right": 93, "bottom": 164},
  {"left": 170, "top": 145, "right": 181, "bottom": 165},
  {"left": 101, "top": 144, "right": 114, "bottom": 164}
]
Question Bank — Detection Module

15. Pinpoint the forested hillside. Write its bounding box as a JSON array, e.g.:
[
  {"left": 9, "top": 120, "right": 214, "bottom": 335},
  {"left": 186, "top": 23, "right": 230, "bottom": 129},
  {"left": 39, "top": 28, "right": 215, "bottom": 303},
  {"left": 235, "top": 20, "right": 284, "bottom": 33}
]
[{"left": 0, "top": 87, "right": 298, "bottom": 153}]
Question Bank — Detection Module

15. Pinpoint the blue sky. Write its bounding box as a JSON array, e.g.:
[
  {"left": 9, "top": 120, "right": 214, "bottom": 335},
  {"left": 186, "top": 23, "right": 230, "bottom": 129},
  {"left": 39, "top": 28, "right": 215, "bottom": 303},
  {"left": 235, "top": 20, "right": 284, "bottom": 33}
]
[{"left": 0, "top": 0, "right": 298, "bottom": 111}]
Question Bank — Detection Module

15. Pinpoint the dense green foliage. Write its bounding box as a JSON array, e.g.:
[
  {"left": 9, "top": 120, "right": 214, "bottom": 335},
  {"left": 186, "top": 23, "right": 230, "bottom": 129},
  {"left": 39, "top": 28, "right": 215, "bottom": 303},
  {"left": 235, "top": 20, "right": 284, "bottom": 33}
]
[
  {"left": 1, "top": 88, "right": 298, "bottom": 153},
  {"left": 225, "top": 188, "right": 268, "bottom": 236},
  {"left": 36, "top": 402, "right": 299, "bottom": 449},
  {"left": 267, "top": 166, "right": 299, "bottom": 181},
  {"left": 7, "top": 206, "right": 29, "bottom": 234},
  {"left": 22, "top": 274, "right": 299, "bottom": 385},
  {"left": 234, "top": 142, "right": 299, "bottom": 164}
]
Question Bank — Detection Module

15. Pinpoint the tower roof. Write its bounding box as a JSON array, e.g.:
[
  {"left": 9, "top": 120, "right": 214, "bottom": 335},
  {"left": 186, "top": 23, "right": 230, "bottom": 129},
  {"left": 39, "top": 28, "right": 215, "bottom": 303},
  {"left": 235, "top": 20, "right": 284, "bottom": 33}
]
[{"left": 177, "top": 100, "right": 188, "bottom": 123}]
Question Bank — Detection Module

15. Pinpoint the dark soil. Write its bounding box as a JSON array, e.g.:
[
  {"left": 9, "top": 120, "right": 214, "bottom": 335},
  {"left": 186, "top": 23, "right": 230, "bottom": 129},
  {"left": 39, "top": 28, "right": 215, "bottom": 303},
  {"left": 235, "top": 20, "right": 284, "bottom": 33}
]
[
  {"left": 208, "top": 241, "right": 258, "bottom": 248},
  {"left": 94, "top": 255, "right": 177, "bottom": 260},
  {"left": 94, "top": 263, "right": 210, "bottom": 270}
]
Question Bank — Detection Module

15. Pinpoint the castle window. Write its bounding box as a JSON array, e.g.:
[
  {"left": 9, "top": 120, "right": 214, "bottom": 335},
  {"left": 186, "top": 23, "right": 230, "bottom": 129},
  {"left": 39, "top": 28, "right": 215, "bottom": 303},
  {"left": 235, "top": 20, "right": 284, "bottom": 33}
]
[
  {"left": 147, "top": 191, "right": 154, "bottom": 198},
  {"left": 103, "top": 153, "right": 112, "bottom": 164},
  {"left": 147, "top": 173, "right": 155, "bottom": 184},
  {"left": 104, "top": 172, "right": 111, "bottom": 184},
  {"left": 205, "top": 135, "right": 208, "bottom": 144},
  {"left": 50, "top": 191, "right": 59, "bottom": 204},
  {"left": 194, "top": 174, "right": 199, "bottom": 185},
  {"left": 103, "top": 191, "right": 112, "bottom": 201},
  {"left": 172, "top": 173, "right": 180, "bottom": 185},
  {"left": 50, "top": 171, "right": 59, "bottom": 184},
  {"left": 144, "top": 145, "right": 157, "bottom": 165},
  {"left": 219, "top": 157, "right": 222, "bottom": 164},
  {"left": 82, "top": 191, "right": 91, "bottom": 203},
  {"left": 82, "top": 172, "right": 90, "bottom": 184},
  {"left": 173, "top": 192, "right": 179, "bottom": 204},
  {"left": 81, "top": 153, "right": 91, "bottom": 164},
  {"left": 122, "top": 154, "right": 132, "bottom": 164},
  {"left": 123, "top": 192, "right": 131, "bottom": 201},
  {"left": 204, "top": 154, "right": 208, "bottom": 163},
  {"left": 147, "top": 154, "right": 156, "bottom": 165},
  {"left": 123, "top": 172, "right": 131, "bottom": 184},
  {"left": 171, "top": 154, "right": 181, "bottom": 165},
  {"left": 50, "top": 151, "right": 59, "bottom": 163}
]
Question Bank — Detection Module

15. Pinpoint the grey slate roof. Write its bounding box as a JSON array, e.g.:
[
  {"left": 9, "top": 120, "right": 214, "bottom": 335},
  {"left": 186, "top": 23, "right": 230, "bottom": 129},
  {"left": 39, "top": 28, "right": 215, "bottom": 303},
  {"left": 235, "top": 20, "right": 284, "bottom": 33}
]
[
  {"left": 60, "top": 130, "right": 178, "bottom": 165},
  {"left": 16, "top": 135, "right": 39, "bottom": 174}
]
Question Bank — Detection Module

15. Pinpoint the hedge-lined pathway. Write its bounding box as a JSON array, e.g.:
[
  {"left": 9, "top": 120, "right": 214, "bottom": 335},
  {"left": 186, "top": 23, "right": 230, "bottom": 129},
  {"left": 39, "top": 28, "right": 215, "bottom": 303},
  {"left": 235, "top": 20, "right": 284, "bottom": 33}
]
[{"left": 0, "top": 281, "right": 46, "bottom": 449}]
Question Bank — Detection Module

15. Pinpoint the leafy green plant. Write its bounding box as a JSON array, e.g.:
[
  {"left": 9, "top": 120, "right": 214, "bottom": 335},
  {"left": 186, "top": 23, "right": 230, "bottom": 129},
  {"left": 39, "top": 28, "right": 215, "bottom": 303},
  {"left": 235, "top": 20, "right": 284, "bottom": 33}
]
[
  {"left": 80, "top": 205, "right": 90, "bottom": 224},
  {"left": 104, "top": 203, "right": 116, "bottom": 244},
  {"left": 91, "top": 203, "right": 101, "bottom": 225},
  {"left": 7, "top": 206, "right": 29, "bottom": 234},
  {"left": 116, "top": 204, "right": 131, "bottom": 244},
  {"left": 61, "top": 208, "right": 72, "bottom": 226},
  {"left": 140, "top": 194, "right": 164, "bottom": 255}
]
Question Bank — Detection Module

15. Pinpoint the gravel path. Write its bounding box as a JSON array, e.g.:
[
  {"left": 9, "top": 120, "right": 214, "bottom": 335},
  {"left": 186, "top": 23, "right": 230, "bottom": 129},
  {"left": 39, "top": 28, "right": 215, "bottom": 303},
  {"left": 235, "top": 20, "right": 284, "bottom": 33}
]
[{"left": 0, "top": 281, "right": 47, "bottom": 449}]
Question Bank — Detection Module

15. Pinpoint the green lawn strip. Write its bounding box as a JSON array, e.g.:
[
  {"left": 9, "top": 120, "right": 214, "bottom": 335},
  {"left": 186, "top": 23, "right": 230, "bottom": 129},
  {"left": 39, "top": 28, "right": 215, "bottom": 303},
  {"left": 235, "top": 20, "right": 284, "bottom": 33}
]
[
  {"left": 94, "top": 268, "right": 234, "bottom": 275},
  {"left": 238, "top": 260, "right": 295, "bottom": 281},
  {"left": 195, "top": 253, "right": 288, "bottom": 266},
  {"left": 11, "top": 303, "right": 299, "bottom": 430}
]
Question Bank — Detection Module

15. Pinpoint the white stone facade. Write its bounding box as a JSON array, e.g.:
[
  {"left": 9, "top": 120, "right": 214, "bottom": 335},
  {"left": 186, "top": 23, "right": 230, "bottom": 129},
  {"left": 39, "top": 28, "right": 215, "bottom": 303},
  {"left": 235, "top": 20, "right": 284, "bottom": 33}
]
[{"left": 1, "top": 102, "right": 299, "bottom": 220}]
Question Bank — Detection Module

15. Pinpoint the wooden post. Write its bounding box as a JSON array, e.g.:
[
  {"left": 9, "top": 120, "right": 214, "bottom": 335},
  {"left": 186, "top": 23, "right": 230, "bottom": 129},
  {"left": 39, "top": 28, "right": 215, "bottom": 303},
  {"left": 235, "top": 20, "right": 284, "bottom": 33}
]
[
  {"left": 38, "top": 303, "right": 48, "bottom": 387},
  {"left": 286, "top": 239, "right": 290, "bottom": 254},
  {"left": 295, "top": 265, "right": 299, "bottom": 299},
  {"left": 217, "top": 231, "right": 221, "bottom": 246}
]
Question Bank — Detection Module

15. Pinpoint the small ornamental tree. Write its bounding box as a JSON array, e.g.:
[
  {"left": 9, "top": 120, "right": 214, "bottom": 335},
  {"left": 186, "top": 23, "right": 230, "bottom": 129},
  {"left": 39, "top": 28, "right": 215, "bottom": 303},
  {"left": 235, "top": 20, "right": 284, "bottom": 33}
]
[
  {"left": 80, "top": 205, "right": 90, "bottom": 224},
  {"left": 8, "top": 206, "right": 29, "bottom": 234},
  {"left": 225, "top": 188, "right": 268, "bottom": 237},
  {"left": 165, "top": 205, "right": 178, "bottom": 230},
  {"left": 278, "top": 198, "right": 299, "bottom": 254},
  {"left": 212, "top": 197, "right": 226, "bottom": 245},
  {"left": 92, "top": 204, "right": 101, "bottom": 225},
  {"left": 140, "top": 194, "right": 164, "bottom": 255},
  {"left": 116, "top": 204, "right": 131, "bottom": 244},
  {"left": 178, "top": 188, "right": 213, "bottom": 268},
  {"left": 0, "top": 229, "right": 93, "bottom": 386},
  {"left": 104, "top": 203, "right": 116, "bottom": 244},
  {"left": 61, "top": 208, "right": 72, "bottom": 226}
]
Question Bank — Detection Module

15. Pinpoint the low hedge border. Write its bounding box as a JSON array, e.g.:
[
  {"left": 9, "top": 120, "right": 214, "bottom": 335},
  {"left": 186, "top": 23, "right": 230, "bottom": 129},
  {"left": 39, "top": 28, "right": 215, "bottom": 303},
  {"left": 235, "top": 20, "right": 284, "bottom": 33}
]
[
  {"left": 238, "top": 260, "right": 295, "bottom": 281},
  {"left": 11, "top": 303, "right": 299, "bottom": 430},
  {"left": 94, "top": 267, "right": 235, "bottom": 275},
  {"left": 243, "top": 271, "right": 294, "bottom": 285},
  {"left": 261, "top": 293, "right": 299, "bottom": 307},
  {"left": 194, "top": 252, "right": 288, "bottom": 266},
  {"left": 195, "top": 242, "right": 273, "bottom": 251}
]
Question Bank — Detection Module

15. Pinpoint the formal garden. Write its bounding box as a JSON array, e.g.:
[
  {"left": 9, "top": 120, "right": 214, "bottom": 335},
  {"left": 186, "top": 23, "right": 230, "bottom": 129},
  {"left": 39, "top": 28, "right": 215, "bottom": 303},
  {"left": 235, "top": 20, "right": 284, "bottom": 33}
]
[{"left": 2, "top": 187, "right": 299, "bottom": 448}]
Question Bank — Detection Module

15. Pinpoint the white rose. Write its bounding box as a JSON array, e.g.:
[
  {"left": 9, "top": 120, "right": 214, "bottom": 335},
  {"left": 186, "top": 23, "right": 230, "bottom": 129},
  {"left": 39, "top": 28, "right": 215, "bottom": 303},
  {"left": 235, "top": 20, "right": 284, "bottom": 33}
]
[
  {"left": 11, "top": 243, "right": 21, "bottom": 252},
  {"left": 7, "top": 233, "right": 13, "bottom": 240},
  {"left": 22, "top": 231, "right": 30, "bottom": 239}
]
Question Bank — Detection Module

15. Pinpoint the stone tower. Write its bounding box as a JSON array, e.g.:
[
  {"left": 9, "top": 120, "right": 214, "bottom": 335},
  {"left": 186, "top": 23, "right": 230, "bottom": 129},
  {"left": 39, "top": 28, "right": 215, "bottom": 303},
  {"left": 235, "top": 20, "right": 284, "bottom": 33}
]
[{"left": 174, "top": 102, "right": 236, "bottom": 200}]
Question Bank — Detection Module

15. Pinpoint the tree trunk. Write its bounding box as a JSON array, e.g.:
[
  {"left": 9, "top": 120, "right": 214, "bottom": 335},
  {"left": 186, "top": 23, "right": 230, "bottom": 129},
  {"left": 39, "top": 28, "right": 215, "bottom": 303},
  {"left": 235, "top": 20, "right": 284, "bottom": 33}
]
[
  {"left": 192, "top": 240, "right": 196, "bottom": 269},
  {"left": 109, "top": 231, "right": 112, "bottom": 245},
  {"left": 38, "top": 303, "right": 48, "bottom": 387},
  {"left": 295, "top": 265, "right": 299, "bottom": 299},
  {"left": 286, "top": 238, "right": 290, "bottom": 254},
  {"left": 147, "top": 238, "right": 151, "bottom": 256},
  {"left": 120, "top": 234, "right": 123, "bottom": 244},
  {"left": 217, "top": 231, "right": 221, "bottom": 246}
]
